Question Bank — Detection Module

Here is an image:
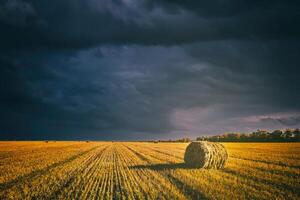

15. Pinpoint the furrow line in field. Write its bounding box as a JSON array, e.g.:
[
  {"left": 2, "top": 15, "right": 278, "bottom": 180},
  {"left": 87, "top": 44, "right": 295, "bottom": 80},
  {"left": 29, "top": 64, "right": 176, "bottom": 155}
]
[
  {"left": 116, "top": 144, "right": 149, "bottom": 199},
  {"left": 123, "top": 143, "right": 194, "bottom": 200},
  {"left": 145, "top": 147, "right": 183, "bottom": 160},
  {"left": 79, "top": 151, "right": 106, "bottom": 199},
  {"left": 68, "top": 144, "right": 112, "bottom": 199},
  {"left": 222, "top": 167, "right": 300, "bottom": 198},
  {"left": 50, "top": 144, "right": 110, "bottom": 199},
  {"left": 81, "top": 145, "right": 111, "bottom": 199},
  {"left": 115, "top": 146, "right": 134, "bottom": 200},
  {"left": 0, "top": 145, "right": 103, "bottom": 199},
  {"left": 96, "top": 145, "right": 114, "bottom": 199},
  {"left": 0, "top": 145, "right": 99, "bottom": 192},
  {"left": 125, "top": 144, "right": 170, "bottom": 163}
]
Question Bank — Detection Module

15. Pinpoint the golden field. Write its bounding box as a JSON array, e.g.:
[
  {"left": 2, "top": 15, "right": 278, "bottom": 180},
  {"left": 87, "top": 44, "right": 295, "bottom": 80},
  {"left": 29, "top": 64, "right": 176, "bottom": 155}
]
[{"left": 0, "top": 142, "right": 299, "bottom": 200}]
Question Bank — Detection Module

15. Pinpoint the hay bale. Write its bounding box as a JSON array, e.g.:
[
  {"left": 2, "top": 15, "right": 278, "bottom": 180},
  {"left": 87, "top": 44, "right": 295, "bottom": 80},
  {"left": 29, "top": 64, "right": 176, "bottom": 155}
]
[{"left": 184, "top": 141, "right": 228, "bottom": 169}]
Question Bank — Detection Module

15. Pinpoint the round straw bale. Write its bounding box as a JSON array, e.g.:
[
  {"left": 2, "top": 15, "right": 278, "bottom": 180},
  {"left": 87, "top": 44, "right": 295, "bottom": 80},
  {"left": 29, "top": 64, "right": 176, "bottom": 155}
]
[{"left": 184, "top": 141, "right": 228, "bottom": 169}]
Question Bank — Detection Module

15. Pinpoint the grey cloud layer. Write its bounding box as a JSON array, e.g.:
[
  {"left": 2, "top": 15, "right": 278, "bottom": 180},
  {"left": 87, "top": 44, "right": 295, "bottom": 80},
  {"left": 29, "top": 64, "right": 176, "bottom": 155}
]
[
  {"left": 1, "top": 0, "right": 299, "bottom": 50},
  {"left": 0, "top": 0, "right": 299, "bottom": 139}
]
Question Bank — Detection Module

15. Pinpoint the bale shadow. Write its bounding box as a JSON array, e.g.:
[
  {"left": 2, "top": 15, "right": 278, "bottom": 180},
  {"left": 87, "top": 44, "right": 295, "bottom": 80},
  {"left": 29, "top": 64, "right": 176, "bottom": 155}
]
[
  {"left": 130, "top": 163, "right": 208, "bottom": 199},
  {"left": 130, "top": 162, "right": 200, "bottom": 170}
]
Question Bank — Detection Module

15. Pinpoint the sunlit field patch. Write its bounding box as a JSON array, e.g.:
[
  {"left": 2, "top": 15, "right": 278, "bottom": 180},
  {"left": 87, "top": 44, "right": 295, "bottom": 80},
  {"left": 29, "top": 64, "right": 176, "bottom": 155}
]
[{"left": 0, "top": 142, "right": 299, "bottom": 199}]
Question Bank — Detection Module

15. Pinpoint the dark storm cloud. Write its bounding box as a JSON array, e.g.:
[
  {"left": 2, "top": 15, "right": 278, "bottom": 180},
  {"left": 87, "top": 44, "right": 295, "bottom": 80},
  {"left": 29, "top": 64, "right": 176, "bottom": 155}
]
[
  {"left": 0, "top": 0, "right": 299, "bottom": 50},
  {"left": 260, "top": 115, "right": 300, "bottom": 126},
  {"left": 0, "top": 47, "right": 177, "bottom": 139},
  {"left": 0, "top": 0, "right": 300, "bottom": 139}
]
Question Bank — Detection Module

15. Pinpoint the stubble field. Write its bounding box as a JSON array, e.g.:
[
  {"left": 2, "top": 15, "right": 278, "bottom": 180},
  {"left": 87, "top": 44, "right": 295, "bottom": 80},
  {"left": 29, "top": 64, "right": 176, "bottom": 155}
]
[{"left": 0, "top": 141, "right": 299, "bottom": 200}]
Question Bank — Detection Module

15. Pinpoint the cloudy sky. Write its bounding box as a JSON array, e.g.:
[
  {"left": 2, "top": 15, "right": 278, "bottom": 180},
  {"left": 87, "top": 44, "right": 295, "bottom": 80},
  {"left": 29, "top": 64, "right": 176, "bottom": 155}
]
[{"left": 0, "top": 0, "right": 299, "bottom": 140}]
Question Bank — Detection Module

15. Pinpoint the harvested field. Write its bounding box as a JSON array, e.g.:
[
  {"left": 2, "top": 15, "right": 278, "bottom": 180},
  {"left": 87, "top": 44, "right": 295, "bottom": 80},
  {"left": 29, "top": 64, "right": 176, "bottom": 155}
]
[{"left": 0, "top": 142, "right": 299, "bottom": 200}]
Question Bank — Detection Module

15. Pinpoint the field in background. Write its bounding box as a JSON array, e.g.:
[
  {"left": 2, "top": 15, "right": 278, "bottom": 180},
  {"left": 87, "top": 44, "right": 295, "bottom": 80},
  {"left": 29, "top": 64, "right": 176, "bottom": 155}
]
[{"left": 0, "top": 142, "right": 299, "bottom": 200}]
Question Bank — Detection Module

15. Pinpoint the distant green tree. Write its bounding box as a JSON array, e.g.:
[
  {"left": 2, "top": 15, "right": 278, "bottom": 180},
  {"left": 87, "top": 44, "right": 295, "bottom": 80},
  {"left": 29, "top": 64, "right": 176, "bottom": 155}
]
[
  {"left": 294, "top": 128, "right": 300, "bottom": 139},
  {"left": 271, "top": 130, "right": 283, "bottom": 139},
  {"left": 195, "top": 128, "right": 300, "bottom": 142},
  {"left": 284, "top": 129, "right": 293, "bottom": 138}
]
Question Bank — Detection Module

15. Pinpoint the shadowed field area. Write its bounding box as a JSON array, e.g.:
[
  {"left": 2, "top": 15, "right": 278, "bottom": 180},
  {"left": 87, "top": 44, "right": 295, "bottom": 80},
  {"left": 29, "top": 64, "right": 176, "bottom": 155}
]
[{"left": 0, "top": 142, "right": 299, "bottom": 200}]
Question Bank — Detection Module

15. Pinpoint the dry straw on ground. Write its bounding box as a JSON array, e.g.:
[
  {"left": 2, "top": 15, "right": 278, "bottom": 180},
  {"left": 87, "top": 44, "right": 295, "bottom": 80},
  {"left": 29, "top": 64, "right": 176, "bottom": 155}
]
[{"left": 184, "top": 141, "right": 228, "bottom": 169}]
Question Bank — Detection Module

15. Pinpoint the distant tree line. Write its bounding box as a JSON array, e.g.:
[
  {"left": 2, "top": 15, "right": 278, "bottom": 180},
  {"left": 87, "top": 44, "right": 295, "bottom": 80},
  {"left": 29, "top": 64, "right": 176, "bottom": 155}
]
[{"left": 196, "top": 128, "right": 300, "bottom": 142}]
